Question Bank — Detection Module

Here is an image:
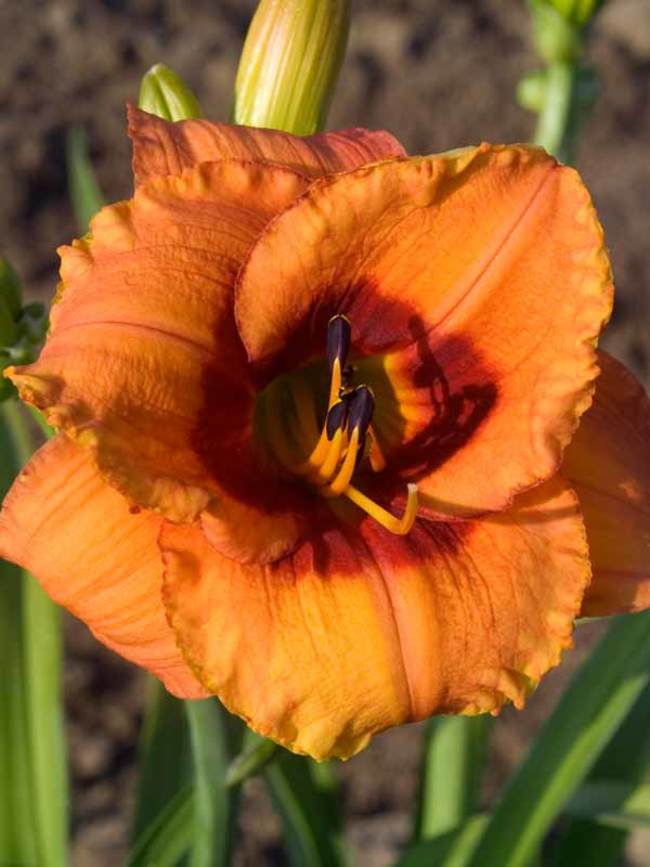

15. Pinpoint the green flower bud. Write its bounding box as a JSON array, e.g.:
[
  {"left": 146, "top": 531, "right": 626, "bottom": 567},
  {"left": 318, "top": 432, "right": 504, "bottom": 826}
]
[
  {"left": 517, "top": 70, "right": 548, "bottom": 112},
  {"left": 547, "top": 0, "right": 604, "bottom": 27},
  {"left": 233, "top": 0, "right": 351, "bottom": 135},
  {"left": 531, "top": 0, "right": 583, "bottom": 63},
  {"left": 139, "top": 63, "right": 202, "bottom": 121}
]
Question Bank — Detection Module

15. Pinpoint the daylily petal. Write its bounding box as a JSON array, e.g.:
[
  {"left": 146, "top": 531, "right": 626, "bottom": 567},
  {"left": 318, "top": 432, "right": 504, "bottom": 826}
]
[
  {"left": 562, "top": 351, "right": 650, "bottom": 615},
  {"left": 161, "top": 477, "right": 589, "bottom": 759},
  {"left": 236, "top": 145, "right": 612, "bottom": 516},
  {"left": 0, "top": 435, "right": 205, "bottom": 698},
  {"left": 128, "top": 104, "right": 406, "bottom": 186},
  {"left": 8, "top": 159, "right": 309, "bottom": 521},
  {"left": 200, "top": 491, "right": 308, "bottom": 565}
]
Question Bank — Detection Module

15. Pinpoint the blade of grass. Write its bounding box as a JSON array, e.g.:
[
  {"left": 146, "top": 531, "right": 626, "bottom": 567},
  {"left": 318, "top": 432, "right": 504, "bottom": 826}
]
[
  {"left": 552, "top": 681, "right": 650, "bottom": 865},
  {"left": 398, "top": 816, "right": 489, "bottom": 867},
  {"left": 128, "top": 784, "right": 194, "bottom": 867},
  {"left": 264, "top": 750, "right": 348, "bottom": 867},
  {"left": 565, "top": 780, "right": 650, "bottom": 828},
  {"left": 23, "top": 574, "right": 67, "bottom": 866},
  {"left": 0, "top": 400, "right": 67, "bottom": 866},
  {"left": 400, "top": 766, "right": 650, "bottom": 866},
  {"left": 127, "top": 736, "right": 348, "bottom": 867},
  {"left": 551, "top": 820, "right": 625, "bottom": 867},
  {"left": 131, "top": 679, "right": 193, "bottom": 845},
  {"left": 0, "top": 400, "right": 37, "bottom": 865},
  {"left": 185, "top": 699, "right": 245, "bottom": 867},
  {"left": 467, "top": 612, "right": 650, "bottom": 867},
  {"left": 414, "top": 715, "right": 492, "bottom": 840},
  {"left": 225, "top": 730, "right": 277, "bottom": 788},
  {"left": 66, "top": 126, "right": 104, "bottom": 232}
]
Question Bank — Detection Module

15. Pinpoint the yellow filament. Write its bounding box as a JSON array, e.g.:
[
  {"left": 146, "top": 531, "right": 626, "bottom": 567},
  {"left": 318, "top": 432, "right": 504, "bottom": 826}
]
[
  {"left": 345, "top": 483, "right": 419, "bottom": 535},
  {"left": 297, "top": 427, "right": 331, "bottom": 474},
  {"left": 322, "top": 427, "right": 360, "bottom": 497},
  {"left": 312, "top": 428, "right": 346, "bottom": 485},
  {"left": 297, "top": 357, "right": 343, "bottom": 473}
]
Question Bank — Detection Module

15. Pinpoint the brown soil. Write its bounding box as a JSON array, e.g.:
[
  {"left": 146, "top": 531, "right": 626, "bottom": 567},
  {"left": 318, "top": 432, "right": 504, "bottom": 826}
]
[{"left": 2, "top": 1, "right": 649, "bottom": 865}]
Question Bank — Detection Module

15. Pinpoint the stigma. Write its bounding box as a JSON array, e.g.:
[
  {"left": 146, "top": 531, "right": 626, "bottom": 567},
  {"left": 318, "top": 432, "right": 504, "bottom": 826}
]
[{"left": 294, "top": 315, "right": 418, "bottom": 536}]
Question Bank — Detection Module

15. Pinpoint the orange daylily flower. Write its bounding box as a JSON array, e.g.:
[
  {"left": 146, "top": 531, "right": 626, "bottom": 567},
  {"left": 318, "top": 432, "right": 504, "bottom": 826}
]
[{"left": 1, "top": 107, "right": 649, "bottom": 760}]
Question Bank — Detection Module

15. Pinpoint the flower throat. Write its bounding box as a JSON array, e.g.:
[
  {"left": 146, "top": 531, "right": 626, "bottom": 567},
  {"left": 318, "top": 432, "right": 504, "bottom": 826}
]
[{"left": 261, "top": 315, "right": 418, "bottom": 535}]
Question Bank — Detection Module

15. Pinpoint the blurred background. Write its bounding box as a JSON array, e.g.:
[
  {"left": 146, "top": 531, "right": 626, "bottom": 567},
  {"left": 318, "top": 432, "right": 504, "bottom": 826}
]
[{"left": 1, "top": 0, "right": 649, "bottom": 864}]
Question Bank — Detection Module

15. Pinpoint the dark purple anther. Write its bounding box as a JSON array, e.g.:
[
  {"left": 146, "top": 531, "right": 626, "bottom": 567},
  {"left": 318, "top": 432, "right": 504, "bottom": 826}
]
[
  {"left": 325, "top": 399, "right": 349, "bottom": 440},
  {"left": 326, "top": 315, "right": 351, "bottom": 371},
  {"left": 347, "top": 386, "right": 374, "bottom": 439}
]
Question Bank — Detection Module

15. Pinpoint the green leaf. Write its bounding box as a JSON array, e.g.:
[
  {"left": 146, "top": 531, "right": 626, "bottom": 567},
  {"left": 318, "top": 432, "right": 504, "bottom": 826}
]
[
  {"left": 552, "top": 819, "right": 626, "bottom": 867},
  {"left": 398, "top": 816, "right": 488, "bottom": 867},
  {"left": 467, "top": 613, "right": 650, "bottom": 867},
  {"left": 128, "top": 785, "right": 194, "bottom": 867},
  {"left": 127, "top": 740, "right": 348, "bottom": 867},
  {"left": 264, "top": 751, "right": 348, "bottom": 867},
  {"left": 128, "top": 726, "right": 270, "bottom": 867},
  {"left": 414, "top": 715, "right": 492, "bottom": 841},
  {"left": 552, "top": 681, "right": 650, "bottom": 865},
  {"left": 131, "top": 679, "right": 193, "bottom": 846},
  {"left": 185, "top": 699, "right": 245, "bottom": 867},
  {"left": 66, "top": 127, "right": 104, "bottom": 233},
  {"left": 22, "top": 576, "right": 67, "bottom": 866},
  {"left": 0, "top": 400, "right": 68, "bottom": 867},
  {"left": 565, "top": 780, "right": 650, "bottom": 828},
  {"left": 0, "top": 557, "right": 39, "bottom": 866},
  {"left": 225, "top": 730, "right": 277, "bottom": 788}
]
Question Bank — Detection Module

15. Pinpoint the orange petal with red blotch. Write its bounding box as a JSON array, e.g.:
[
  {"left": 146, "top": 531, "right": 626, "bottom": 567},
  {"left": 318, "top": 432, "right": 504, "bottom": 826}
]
[
  {"left": 562, "top": 351, "right": 650, "bottom": 616},
  {"left": 8, "top": 160, "right": 309, "bottom": 522},
  {"left": 161, "top": 477, "right": 589, "bottom": 759},
  {"left": 128, "top": 104, "right": 406, "bottom": 185},
  {"left": 0, "top": 436, "right": 205, "bottom": 698},
  {"left": 236, "top": 145, "right": 612, "bottom": 516},
  {"left": 200, "top": 491, "right": 307, "bottom": 565}
]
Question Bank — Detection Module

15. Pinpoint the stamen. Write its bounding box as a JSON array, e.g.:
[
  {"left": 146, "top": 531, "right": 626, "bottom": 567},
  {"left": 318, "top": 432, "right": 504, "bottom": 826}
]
[
  {"left": 298, "top": 371, "right": 342, "bottom": 473},
  {"left": 322, "top": 427, "right": 361, "bottom": 497},
  {"left": 318, "top": 387, "right": 372, "bottom": 493},
  {"left": 326, "top": 315, "right": 351, "bottom": 372},
  {"left": 328, "top": 356, "right": 342, "bottom": 409},
  {"left": 345, "top": 483, "right": 419, "bottom": 535},
  {"left": 347, "top": 386, "right": 374, "bottom": 440},
  {"left": 297, "top": 395, "right": 348, "bottom": 475},
  {"left": 326, "top": 399, "right": 349, "bottom": 440},
  {"left": 275, "top": 313, "right": 419, "bottom": 536},
  {"left": 315, "top": 427, "right": 346, "bottom": 483}
]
